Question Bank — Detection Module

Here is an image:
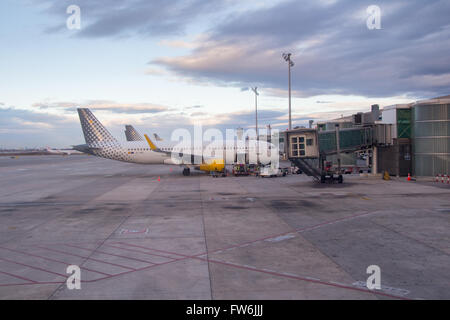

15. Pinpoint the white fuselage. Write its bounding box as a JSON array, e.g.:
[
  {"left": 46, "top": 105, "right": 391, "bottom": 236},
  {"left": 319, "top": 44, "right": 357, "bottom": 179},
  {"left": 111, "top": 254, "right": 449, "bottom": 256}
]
[{"left": 90, "top": 139, "right": 275, "bottom": 165}]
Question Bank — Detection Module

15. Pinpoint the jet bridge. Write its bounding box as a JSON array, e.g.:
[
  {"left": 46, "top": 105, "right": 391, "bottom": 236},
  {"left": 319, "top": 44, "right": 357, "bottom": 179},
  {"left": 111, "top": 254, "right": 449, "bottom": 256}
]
[{"left": 286, "top": 126, "right": 374, "bottom": 183}]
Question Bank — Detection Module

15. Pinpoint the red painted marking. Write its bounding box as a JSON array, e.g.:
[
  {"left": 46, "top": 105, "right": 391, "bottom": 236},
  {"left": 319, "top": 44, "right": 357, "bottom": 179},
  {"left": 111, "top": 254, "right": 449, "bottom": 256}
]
[
  {"left": 208, "top": 211, "right": 376, "bottom": 254},
  {"left": 0, "top": 257, "right": 67, "bottom": 278},
  {"left": 64, "top": 244, "right": 156, "bottom": 265},
  {"left": 202, "top": 257, "right": 412, "bottom": 301},
  {"left": 0, "top": 246, "right": 111, "bottom": 277},
  {"left": 112, "top": 242, "right": 411, "bottom": 300},
  {"left": 0, "top": 281, "right": 64, "bottom": 287},
  {"left": 0, "top": 270, "right": 37, "bottom": 283},
  {"left": 35, "top": 246, "right": 136, "bottom": 271},
  {"left": 113, "top": 242, "right": 202, "bottom": 259},
  {"left": 102, "top": 243, "right": 178, "bottom": 260},
  {"left": 91, "top": 255, "right": 191, "bottom": 282},
  {"left": 0, "top": 211, "right": 412, "bottom": 300}
]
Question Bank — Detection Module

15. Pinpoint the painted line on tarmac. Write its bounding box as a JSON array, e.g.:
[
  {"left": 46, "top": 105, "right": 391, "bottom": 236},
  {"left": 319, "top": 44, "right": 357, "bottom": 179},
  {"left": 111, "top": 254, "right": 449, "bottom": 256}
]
[{"left": 111, "top": 241, "right": 413, "bottom": 300}]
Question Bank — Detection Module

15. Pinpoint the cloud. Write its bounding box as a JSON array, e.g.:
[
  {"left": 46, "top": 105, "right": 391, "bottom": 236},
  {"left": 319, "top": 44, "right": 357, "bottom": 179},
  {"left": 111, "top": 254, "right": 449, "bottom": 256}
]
[
  {"left": 144, "top": 68, "right": 168, "bottom": 76},
  {"left": 38, "top": 0, "right": 228, "bottom": 38},
  {"left": 1, "top": 97, "right": 379, "bottom": 148},
  {"left": 87, "top": 101, "right": 170, "bottom": 114},
  {"left": 151, "top": 0, "right": 450, "bottom": 98},
  {"left": 184, "top": 105, "right": 203, "bottom": 110},
  {"left": 0, "top": 107, "right": 83, "bottom": 148},
  {"left": 34, "top": 0, "right": 450, "bottom": 98},
  {"left": 32, "top": 100, "right": 170, "bottom": 114}
]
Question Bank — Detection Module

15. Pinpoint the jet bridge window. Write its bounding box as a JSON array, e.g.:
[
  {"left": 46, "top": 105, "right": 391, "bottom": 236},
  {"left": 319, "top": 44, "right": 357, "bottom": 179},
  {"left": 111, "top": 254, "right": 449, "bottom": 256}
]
[{"left": 290, "top": 136, "right": 306, "bottom": 157}]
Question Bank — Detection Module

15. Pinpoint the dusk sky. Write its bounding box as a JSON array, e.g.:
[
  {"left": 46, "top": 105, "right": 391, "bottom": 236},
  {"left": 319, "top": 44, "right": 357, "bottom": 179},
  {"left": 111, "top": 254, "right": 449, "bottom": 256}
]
[{"left": 1, "top": 0, "right": 449, "bottom": 148}]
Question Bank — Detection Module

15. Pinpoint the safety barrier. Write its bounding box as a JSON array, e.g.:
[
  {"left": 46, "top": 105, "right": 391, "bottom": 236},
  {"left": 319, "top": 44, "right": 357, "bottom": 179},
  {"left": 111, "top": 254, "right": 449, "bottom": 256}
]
[{"left": 435, "top": 174, "right": 449, "bottom": 184}]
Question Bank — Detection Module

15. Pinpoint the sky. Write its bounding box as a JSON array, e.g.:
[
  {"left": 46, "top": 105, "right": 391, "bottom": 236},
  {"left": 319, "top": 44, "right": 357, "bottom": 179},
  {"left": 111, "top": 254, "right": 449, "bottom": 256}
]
[{"left": 0, "top": 0, "right": 449, "bottom": 148}]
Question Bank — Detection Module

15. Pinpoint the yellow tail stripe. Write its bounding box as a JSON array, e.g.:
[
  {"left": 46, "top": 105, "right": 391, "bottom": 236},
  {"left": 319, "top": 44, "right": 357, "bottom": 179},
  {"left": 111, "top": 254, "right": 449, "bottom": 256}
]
[{"left": 144, "top": 134, "right": 157, "bottom": 150}]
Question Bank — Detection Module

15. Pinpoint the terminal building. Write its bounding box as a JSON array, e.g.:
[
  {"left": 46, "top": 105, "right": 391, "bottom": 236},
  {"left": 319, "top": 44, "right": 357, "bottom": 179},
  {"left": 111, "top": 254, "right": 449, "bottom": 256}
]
[
  {"left": 283, "top": 95, "right": 449, "bottom": 178},
  {"left": 376, "top": 95, "right": 450, "bottom": 177}
]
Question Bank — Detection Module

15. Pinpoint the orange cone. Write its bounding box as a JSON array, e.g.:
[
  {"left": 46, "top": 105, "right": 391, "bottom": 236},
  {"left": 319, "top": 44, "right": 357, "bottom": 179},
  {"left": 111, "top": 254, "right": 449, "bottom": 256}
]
[{"left": 407, "top": 173, "right": 411, "bottom": 181}]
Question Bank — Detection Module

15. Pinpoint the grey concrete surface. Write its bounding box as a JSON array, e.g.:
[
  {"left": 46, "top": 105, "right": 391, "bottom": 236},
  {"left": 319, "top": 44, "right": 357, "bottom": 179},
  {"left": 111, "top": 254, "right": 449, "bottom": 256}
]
[{"left": 0, "top": 155, "right": 449, "bottom": 299}]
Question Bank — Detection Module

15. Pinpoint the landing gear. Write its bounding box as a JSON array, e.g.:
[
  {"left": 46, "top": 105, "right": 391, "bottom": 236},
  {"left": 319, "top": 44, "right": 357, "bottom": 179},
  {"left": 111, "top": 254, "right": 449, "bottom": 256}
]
[
  {"left": 320, "top": 174, "right": 343, "bottom": 184},
  {"left": 182, "top": 168, "right": 191, "bottom": 176}
]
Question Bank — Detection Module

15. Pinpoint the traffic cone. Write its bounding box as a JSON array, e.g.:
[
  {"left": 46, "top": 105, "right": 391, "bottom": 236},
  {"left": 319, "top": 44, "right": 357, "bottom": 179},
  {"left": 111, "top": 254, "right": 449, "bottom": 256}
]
[{"left": 407, "top": 173, "right": 411, "bottom": 181}]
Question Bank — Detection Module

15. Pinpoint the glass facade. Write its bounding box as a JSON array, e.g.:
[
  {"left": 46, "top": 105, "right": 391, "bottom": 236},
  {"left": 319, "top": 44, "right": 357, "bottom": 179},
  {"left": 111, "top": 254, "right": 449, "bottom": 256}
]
[
  {"left": 413, "top": 102, "right": 450, "bottom": 176},
  {"left": 397, "top": 109, "right": 411, "bottom": 139},
  {"left": 318, "top": 127, "right": 373, "bottom": 153}
]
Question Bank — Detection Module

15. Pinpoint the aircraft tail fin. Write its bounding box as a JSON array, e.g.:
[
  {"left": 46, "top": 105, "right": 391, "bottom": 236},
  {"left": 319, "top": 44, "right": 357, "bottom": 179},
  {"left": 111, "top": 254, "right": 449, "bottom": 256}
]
[
  {"left": 124, "top": 125, "right": 144, "bottom": 141},
  {"left": 77, "top": 108, "right": 117, "bottom": 144}
]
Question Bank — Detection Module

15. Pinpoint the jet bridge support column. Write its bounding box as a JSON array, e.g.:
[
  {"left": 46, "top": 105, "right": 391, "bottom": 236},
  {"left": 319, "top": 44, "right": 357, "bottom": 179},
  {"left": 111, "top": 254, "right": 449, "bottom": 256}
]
[{"left": 372, "top": 146, "right": 378, "bottom": 175}]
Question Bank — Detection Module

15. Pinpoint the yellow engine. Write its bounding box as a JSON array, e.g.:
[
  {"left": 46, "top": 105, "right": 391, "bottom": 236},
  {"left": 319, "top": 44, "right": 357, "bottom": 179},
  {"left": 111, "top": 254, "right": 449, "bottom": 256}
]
[{"left": 198, "top": 159, "right": 225, "bottom": 172}]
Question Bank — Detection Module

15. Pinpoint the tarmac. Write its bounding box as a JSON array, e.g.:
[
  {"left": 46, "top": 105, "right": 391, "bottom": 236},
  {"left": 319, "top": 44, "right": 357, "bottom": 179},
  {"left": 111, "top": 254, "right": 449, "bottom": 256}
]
[{"left": 0, "top": 155, "right": 449, "bottom": 300}]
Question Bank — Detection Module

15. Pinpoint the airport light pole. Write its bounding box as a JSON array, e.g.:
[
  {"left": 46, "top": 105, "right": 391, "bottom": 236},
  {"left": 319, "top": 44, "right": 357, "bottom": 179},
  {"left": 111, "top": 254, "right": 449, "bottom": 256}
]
[
  {"left": 251, "top": 87, "right": 259, "bottom": 163},
  {"left": 282, "top": 53, "right": 294, "bottom": 130},
  {"left": 251, "top": 87, "right": 259, "bottom": 138}
]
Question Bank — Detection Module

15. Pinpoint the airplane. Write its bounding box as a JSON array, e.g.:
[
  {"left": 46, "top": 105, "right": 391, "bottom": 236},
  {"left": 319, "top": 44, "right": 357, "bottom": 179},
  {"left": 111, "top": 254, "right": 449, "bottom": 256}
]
[
  {"left": 124, "top": 125, "right": 164, "bottom": 144},
  {"left": 124, "top": 125, "right": 143, "bottom": 142},
  {"left": 46, "top": 146, "right": 76, "bottom": 155},
  {"left": 73, "top": 108, "right": 276, "bottom": 176}
]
